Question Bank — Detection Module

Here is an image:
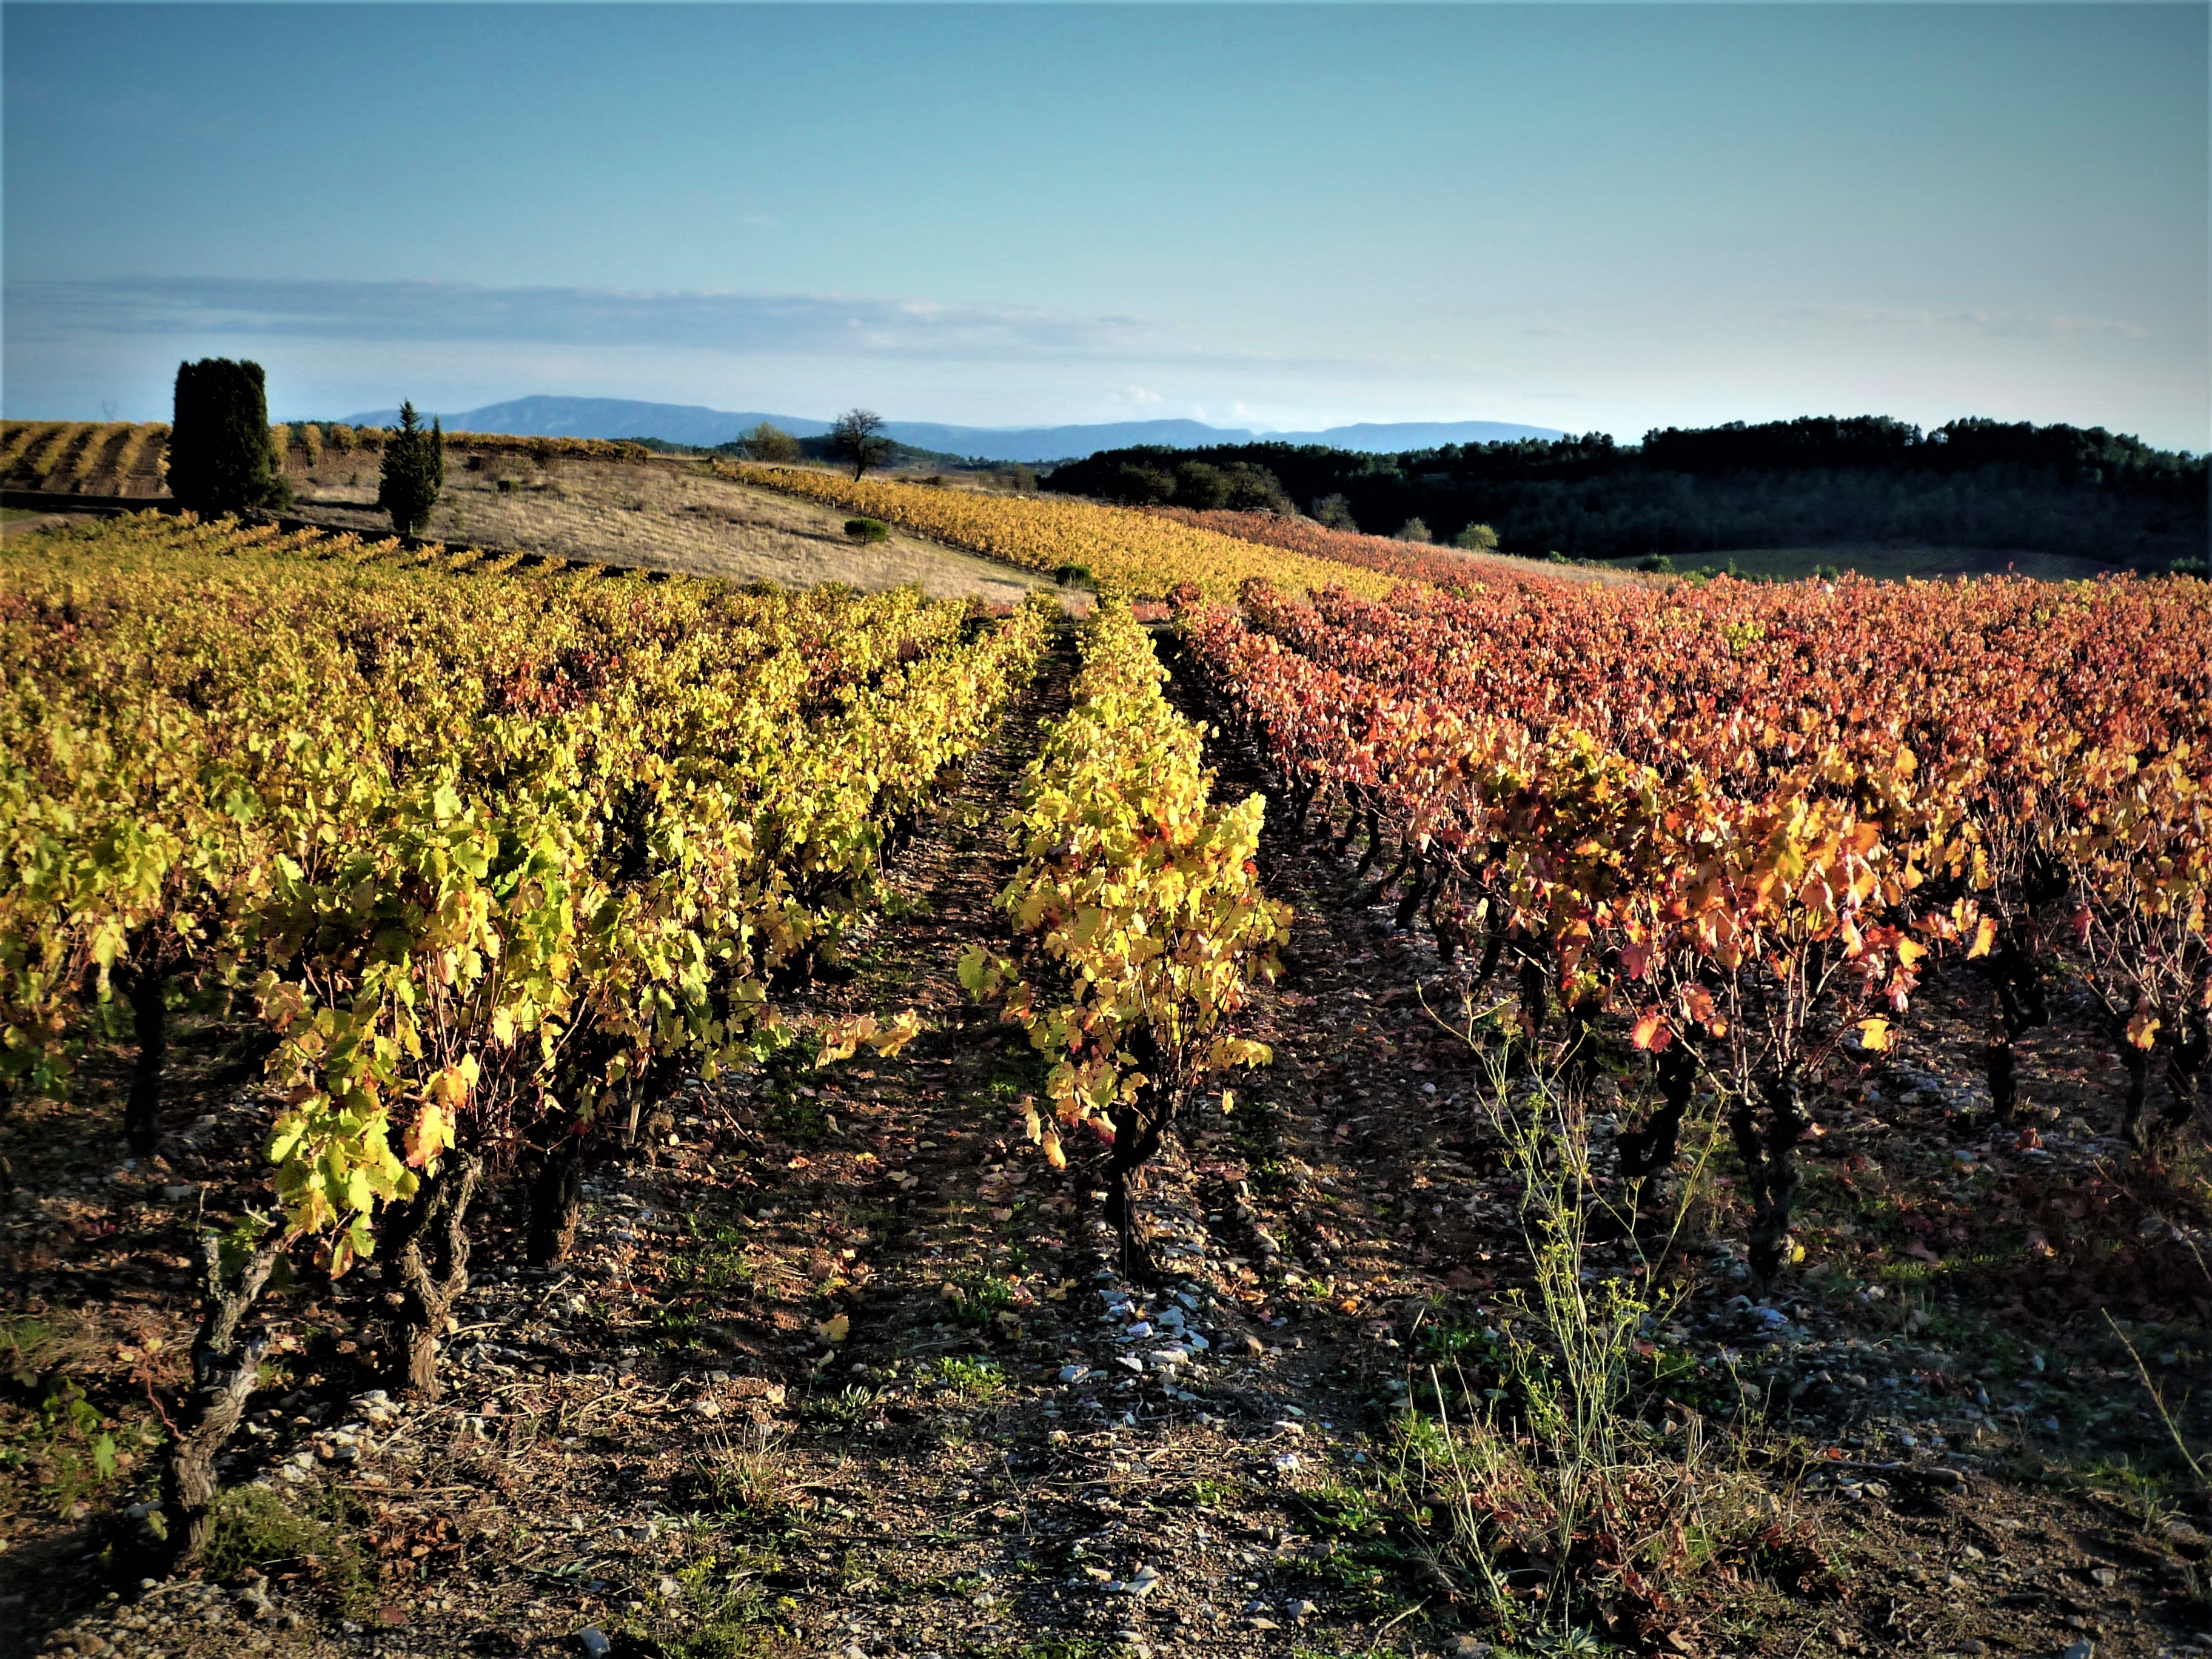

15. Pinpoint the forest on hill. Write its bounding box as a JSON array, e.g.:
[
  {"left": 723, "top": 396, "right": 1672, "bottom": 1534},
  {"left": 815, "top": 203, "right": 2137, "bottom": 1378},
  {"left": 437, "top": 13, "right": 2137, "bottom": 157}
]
[{"left": 1043, "top": 415, "right": 2210, "bottom": 569}]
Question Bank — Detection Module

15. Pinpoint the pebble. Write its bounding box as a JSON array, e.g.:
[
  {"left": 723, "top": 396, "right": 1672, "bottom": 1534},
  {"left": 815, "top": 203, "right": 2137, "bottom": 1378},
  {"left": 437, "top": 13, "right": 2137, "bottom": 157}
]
[
  {"left": 1285, "top": 1598, "right": 1316, "bottom": 1618},
  {"left": 575, "top": 1627, "right": 612, "bottom": 1657},
  {"left": 1059, "top": 1364, "right": 1091, "bottom": 1384},
  {"left": 1114, "top": 1355, "right": 1144, "bottom": 1373},
  {"left": 2063, "top": 1644, "right": 2095, "bottom": 1659}
]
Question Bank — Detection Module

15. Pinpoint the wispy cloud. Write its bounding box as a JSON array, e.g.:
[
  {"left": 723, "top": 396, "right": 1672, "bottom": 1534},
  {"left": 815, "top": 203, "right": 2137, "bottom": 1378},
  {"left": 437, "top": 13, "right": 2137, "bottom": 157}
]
[
  {"left": 1771, "top": 304, "right": 2150, "bottom": 342},
  {"left": 5, "top": 276, "right": 1210, "bottom": 364}
]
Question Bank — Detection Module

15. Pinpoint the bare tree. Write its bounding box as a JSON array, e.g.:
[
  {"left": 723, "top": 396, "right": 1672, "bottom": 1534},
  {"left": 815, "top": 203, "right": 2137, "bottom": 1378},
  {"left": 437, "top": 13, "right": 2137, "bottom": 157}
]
[{"left": 828, "top": 408, "right": 893, "bottom": 479}]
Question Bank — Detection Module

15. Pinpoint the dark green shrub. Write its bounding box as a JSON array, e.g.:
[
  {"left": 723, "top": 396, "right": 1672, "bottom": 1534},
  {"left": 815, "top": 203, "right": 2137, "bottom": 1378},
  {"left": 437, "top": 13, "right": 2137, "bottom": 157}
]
[
  {"left": 377, "top": 402, "right": 446, "bottom": 534},
  {"left": 1311, "top": 493, "right": 1358, "bottom": 532},
  {"left": 843, "top": 517, "right": 890, "bottom": 543},
  {"left": 167, "top": 358, "right": 287, "bottom": 517},
  {"left": 1054, "top": 562, "right": 1093, "bottom": 588},
  {"left": 1110, "top": 463, "right": 1175, "bottom": 505}
]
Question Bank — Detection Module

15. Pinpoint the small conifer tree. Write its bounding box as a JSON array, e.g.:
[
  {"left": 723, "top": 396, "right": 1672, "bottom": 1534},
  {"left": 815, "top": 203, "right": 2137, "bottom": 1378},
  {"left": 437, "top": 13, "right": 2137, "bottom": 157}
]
[
  {"left": 168, "top": 358, "right": 287, "bottom": 517},
  {"left": 378, "top": 403, "right": 446, "bottom": 534}
]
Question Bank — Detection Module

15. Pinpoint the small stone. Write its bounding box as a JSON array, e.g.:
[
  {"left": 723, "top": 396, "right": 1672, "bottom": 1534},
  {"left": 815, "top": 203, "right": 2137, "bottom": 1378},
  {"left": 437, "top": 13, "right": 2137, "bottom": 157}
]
[
  {"left": 1242, "top": 1335, "right": 1265, "bottom": 1357},
  {"left": 1285, "top": 1598, "right": 1316, "bottom": 1618},
  {"left": 1059, "top": 1364, "right": 1091, "bottom": 1384},
  {"left": 575, "top": 1628, "right": 613, "bottom": 1658},
  {"left": 2062, "top": 1644, "right": 2094, "bottom": 1659},
  {"left": 1247, "top": 1617, "right": 1279, "bottom": 1631},
  {"left": 1450, "top": 1641, "right": 1493, "bottom": 1659},
  {"left": 1114, "top": 1355, "right": 1144, "bottom": 1374}
]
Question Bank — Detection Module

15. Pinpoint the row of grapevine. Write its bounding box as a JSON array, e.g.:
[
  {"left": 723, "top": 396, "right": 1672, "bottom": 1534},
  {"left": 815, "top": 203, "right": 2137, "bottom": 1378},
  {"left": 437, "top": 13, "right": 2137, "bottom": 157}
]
[
  {"left": 960, "top": 600, "right": 1290, "bottom": 1268},
  {"left": 734, "top": 462, "right": 1394, "bottom": 602},
  {"left": 0, "top": 420, "right": 657, "bottom": 496},
  {"left": 2, "top": 515, "right": 1053, "bottom": 1418},
  {"left": 1179, "top": 568, "right": 2211, "bottom": 1278},
  {"left": 1, "top": 421, "right": 172, "bottom": 495},
  {"left": 1148, "top": 503, "right": 1520, "bottom": 589}
]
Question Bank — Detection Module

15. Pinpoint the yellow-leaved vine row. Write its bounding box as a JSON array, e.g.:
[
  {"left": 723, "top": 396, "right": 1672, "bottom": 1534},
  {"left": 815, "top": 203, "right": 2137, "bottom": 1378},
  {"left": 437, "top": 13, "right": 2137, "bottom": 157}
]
[
  {"left": 732, "top": 463, "right": 1394, "bottom": 603},
  {"left": 959, "top": 600, "right": 1290, "bottom": 1267},
  {"left": 2, "top": 512, "right": 1054, "bottom": 1398}
]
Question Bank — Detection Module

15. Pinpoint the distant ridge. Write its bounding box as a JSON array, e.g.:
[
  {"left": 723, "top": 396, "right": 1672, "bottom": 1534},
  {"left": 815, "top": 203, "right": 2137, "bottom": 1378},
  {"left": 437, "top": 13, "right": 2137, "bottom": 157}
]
[{"left": 330, "top": 395, "right": 1564, "bottom": 463}]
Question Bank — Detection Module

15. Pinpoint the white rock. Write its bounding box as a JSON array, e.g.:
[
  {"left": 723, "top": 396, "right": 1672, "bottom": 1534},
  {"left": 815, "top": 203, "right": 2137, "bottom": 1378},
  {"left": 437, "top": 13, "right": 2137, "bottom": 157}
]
[{"left": 1114, "top": 1355, "right": 1144, "bottom": 1373}]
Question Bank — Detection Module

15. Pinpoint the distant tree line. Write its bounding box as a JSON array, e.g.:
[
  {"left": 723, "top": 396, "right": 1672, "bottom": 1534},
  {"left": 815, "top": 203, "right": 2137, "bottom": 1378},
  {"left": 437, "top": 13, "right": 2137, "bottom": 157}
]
[{"left": 1042, "top": 415, "right": 2209, "bottom": 568}]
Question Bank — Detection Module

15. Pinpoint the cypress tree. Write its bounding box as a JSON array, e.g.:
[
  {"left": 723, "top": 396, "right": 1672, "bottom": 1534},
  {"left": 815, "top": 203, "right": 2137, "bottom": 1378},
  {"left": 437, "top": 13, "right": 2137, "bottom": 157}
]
[
  {"left": 167, "top": 358, "right": 286, "bottom": 517},
  {"left": 378, "top": 403, "right": 446, "bottom": 534}
]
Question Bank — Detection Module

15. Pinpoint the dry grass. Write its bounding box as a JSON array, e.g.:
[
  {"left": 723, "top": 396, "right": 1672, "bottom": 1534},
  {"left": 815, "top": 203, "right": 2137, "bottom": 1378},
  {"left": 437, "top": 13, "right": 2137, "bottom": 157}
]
[{"left": 287, "top": 454, "right": 1078, "bottom": 608}]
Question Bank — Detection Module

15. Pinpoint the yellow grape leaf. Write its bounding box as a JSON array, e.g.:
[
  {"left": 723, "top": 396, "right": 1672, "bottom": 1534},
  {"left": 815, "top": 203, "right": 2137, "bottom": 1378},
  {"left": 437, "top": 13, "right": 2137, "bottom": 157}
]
[
  {"left": 1966, "top": 917, "right": 1997, "bottom": 960},
  {"left": 404, "top": 1098, "right": 454, "bottom": 1169},
  {"left": 2126, "top": 1004, "right": 2160, "bottom": 1050},
  {"left": 1857, "top": 1017, "right": 1893, "bottom": 1052},
  {"left": 813, "top": 1313, "right": 850, "bottom": 1346},
  {"left": 867, "top": 1008, "right": 923, "bottom": 1057}
]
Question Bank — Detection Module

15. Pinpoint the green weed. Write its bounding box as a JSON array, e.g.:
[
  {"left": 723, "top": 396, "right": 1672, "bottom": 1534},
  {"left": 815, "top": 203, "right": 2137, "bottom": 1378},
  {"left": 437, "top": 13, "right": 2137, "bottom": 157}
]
[
  {"left": 922, "top": 1355, "right": 1007, "bottom": 1402},
  {"left": 203, "top": 1486, "right": 374, "bottom": 1613}
]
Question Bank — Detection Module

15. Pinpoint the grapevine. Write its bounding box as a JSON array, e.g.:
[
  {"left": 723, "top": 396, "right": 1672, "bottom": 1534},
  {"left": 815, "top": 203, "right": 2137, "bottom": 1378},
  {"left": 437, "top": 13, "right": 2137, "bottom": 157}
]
[{"left": 961, "top": 598, "right": 1290, "bottom": 1271}]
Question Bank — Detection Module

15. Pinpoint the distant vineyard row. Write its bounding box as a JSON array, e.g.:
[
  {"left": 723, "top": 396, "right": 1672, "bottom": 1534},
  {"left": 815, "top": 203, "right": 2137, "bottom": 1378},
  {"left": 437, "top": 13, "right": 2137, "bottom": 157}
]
[
  {"left": 0, "top": 420, "right": 655, "bottom": 497},
  {"left": 734, "top": 461, "right": 1395, "bottom": 602}
]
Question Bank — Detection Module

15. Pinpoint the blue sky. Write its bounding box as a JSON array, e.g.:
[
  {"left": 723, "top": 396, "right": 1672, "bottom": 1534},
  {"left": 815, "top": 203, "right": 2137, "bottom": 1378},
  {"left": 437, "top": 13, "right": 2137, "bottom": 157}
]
[{"left": 4, "top": 3, "right": 2206, "bottom": 447}]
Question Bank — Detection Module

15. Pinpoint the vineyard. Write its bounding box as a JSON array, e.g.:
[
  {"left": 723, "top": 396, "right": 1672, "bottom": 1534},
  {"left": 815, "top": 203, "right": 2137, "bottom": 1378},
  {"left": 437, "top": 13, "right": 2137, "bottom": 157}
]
[
  {"left": 734, "top": 463, "right": 1396, "bottom": 602},
  {"left": 0, "top": 422, "right": 654, "bottom": 500},
  {"left": 2, "top": 508, "right": 2209, "bottom": 1659}
]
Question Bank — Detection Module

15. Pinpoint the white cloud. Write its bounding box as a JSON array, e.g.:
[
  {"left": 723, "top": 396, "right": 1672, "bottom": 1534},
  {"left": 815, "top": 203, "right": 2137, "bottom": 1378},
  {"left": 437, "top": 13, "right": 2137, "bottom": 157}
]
[{"left": 5, "top": 276, "right": 1198, "bottom": 364}]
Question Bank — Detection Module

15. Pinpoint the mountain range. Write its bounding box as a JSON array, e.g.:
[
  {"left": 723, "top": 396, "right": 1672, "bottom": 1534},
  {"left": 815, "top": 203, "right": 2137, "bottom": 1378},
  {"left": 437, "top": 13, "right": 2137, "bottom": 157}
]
[{"left": 331, "top": 396, "right": 1565, "bottom": 463}]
